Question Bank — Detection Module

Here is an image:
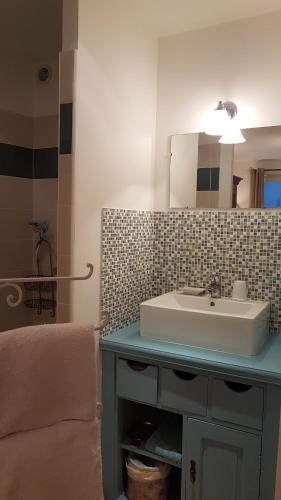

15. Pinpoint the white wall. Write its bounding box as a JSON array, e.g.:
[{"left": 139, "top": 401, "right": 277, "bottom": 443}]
[
  {"left": 71, "top": 0, "right": 158, "bottom": 323},
  {"left": 71, "top": 8, "right": 281, "bottom": 321},
  {"left": 155, "top": 11, "right": 281, "bottom": 208},
  {"left": 170, "top": 134, "right": 199, "bottom": 208}
]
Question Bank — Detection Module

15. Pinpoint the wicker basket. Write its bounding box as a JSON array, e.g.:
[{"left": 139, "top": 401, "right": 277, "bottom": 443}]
[{"left": 126, "top": 457, "right": 170, "bottom": 500}]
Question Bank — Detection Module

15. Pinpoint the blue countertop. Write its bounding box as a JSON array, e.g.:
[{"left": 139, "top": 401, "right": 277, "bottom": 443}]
[{"left": 101, "top": 323, "right": 281, "bottom": 386}]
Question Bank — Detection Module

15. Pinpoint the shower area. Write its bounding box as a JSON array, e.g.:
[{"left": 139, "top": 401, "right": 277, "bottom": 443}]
[
  {"left": 25, "top": 221, "right": 56, "bottom": 318},
  {"left": 0, "top": 0, "right": 62, "bottom": 331}
]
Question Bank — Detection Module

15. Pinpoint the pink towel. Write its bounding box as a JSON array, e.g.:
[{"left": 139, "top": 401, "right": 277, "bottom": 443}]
[
  {"left": 0, "top": 323, "right": 104, "bottom": 500},
  {"left": 0, "top": 419, "right": 103, "bottom": 500},
  {"left": 0, "top": 323, "right": 99, "bottom": 437}
]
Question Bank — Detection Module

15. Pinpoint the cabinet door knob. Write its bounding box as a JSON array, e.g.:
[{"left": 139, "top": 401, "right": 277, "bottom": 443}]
[{"left": 190, "top": 460, "right": 197, "bottom": 484}]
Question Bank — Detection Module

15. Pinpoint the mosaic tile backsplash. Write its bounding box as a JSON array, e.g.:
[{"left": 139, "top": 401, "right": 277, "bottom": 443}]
[
  {"left": 101, "top": 209, "right": 281, "bottom": 335},
  {"left": 101, "top": 209, "right": 155, "bottom": 334}
]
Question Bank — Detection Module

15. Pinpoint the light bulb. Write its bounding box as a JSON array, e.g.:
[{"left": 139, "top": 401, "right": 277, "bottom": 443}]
[{"left": 203, "top": 108, "right": 230, "bottom": 136}]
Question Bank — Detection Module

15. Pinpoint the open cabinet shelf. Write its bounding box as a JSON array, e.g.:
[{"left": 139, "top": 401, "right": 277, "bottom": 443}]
[
  {"left": 121, "top": 439, "right": 182, "bottom": 469},
  {"left": 118, "top": 400, "right": 183, "bottom": 500}
]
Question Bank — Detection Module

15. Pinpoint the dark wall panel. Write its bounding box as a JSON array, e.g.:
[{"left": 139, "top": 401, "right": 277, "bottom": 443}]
[
  {"left": 34, "top": 148, "right": 58, "bottom": 179},
  {"left": 60, "top": 103, "right": 73, "bottom": 155},
  {"left": 0, "top": 144, "right": 33, "bottom": 178},
  {"left": 0, "top": 143, "right": 58, "bottom": 179}
]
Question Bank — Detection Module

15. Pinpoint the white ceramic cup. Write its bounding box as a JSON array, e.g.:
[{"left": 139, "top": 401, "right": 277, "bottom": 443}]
[{"left": 232, "top": 280, "right": 247, "bottom": 301}]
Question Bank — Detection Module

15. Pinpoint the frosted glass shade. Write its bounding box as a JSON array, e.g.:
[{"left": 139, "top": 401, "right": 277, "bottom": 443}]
[
  {"left": 219, "top": 119, "right": 246, "bottom": 144},
  {"left": 203, "top": 108, "right": 229, "bottom": 136}
]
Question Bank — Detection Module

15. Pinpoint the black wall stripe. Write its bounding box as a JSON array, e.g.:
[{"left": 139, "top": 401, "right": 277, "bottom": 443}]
[
  {"left": 34, "top": 148, "right": 58, "bottom": 179},
  {"left": 0, "top": 143, "right": 58, "bottom": 179},
  {"left": 0, "top": 143, "right": 33, "bottom": 178},
  {"left": 60, "top": 103, "right": 73, "bottom": 155}
]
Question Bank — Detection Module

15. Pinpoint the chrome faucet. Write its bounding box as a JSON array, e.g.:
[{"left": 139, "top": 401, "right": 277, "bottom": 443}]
[{"left": 207, "top": 274, "right": 221, "bottom": 299}]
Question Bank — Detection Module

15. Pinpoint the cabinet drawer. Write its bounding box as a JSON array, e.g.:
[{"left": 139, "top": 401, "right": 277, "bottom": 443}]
[
  {"left": 210, "top": 379, "right": 264, "bottom": 429},
  {"left": 160, "top": 368, "right": 208, "bottom": 415},
  {"left": 116, "top": 358, "right": 158, "bottom": 405}
]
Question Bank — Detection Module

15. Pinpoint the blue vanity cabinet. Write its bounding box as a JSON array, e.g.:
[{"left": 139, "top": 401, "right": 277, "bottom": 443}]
[
  {"left": 209, "top": 378, "right": 264, "bottom": 430},
  {"left": 101, "top": 325, "right": 281, "bottom": 500},
  {"left": 184, "top": 419, "right": 261, "bottom": 500},
  {"left": 116, "top": 358, "right": 158, "bottom": 405},
  {"left": 161, "top": 368, "right": 208, "bottom": 415}
]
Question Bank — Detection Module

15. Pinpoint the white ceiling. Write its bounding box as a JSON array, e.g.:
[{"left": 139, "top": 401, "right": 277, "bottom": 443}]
[
  {"left": 1, "top": 0, "right": 62, "bottom": 57},
  {"left": 129, "top": 0, "right": 281, "bottom": 37}
]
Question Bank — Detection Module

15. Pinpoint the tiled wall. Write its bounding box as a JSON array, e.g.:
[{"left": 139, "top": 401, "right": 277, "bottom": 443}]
[
  {"left": 101, "top": 209, "right": 155, "bottom": 334},
  {"left": 0, "top": 109, "right": 58, "bottom": 180},
  {"left": 0, "top": 177, "right": 34, "bottom": 331},
  {"left": 101, "top": 208, "right": 281, "bottom": 335},
  {"left": 0, "top": 98, "right": 58, "bottom": 331}
]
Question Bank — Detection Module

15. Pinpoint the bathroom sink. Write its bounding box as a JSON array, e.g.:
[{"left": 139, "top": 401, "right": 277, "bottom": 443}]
[{"left": 140, "top": 293, "right": 270, "bottom": 356}]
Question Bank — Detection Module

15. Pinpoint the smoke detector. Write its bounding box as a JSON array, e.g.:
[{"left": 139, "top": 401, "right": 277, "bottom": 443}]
[{"left": 37, "top": 65, "right": 52, "bottom": 84}]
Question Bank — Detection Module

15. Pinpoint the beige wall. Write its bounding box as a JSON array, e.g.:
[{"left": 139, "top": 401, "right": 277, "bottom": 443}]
[
  {"left": 198, "top": 143, "right": 220, "bottom": 167},
  {"left": 0, "top": 109, "right": 33, "bottom": 149},
  {"left": 57, "top": 153, "right": 72, "bottom": 323},
  {"left": 256, "top": 159, "right": 281, "bottom": 170},
  {"left": 0, "top": 53, "right": 34, "bottom": 117},
  {"left": 62, "top": 0, "right": 78, "bottom": 51},
  {"left": 32, "top": 55, "right": 60, "bottom": 118},
  {"left": 0, "top": 52, "right": 59, "bottom": 119},
  {"left": 155, "top": 11, "right": 281, "bottom": 209},
  {"left": 70, "top": 0, "right": 158, "bottom": 324},
  {"left": 0, "top": 177, "right": 34, "bottom": 331},
  {"left": 0, "top": 49, "right": 59, "bottom": 330},
  {"left": 56, "top": 50, "right": 75, "bottom": 323}
]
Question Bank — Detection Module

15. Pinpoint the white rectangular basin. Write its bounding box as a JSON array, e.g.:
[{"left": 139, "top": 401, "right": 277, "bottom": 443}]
[{"left": 140, "top": 293, "right": 270, "bottom": 356}]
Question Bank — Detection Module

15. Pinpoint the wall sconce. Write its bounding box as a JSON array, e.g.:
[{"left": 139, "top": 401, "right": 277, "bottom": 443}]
[{"left": 203, "top": 100, "right": 246, "bottom": 144}]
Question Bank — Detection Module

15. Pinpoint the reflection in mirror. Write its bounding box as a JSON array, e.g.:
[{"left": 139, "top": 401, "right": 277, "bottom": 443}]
[{"left": 169, "top": 126, "right": 281, "bottom": 210}]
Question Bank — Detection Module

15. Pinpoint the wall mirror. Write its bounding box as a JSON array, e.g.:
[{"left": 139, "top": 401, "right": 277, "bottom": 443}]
[{"left": 169, "top": 125, "right": 281, "bottom": 209}]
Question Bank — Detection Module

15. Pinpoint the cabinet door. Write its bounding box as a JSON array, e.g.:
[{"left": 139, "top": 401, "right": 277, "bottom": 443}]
[{"left": 185, "top": 419, "right": 261, "bottom": 500}]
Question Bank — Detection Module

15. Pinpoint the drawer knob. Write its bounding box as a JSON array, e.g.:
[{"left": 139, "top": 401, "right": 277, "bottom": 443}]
[
  {"left": 126, "top": 360, "right": 148, "bottom": 372},
  {"left": 173, "top": 370, "right": 197, "bottom": 381},
  {"left": 224, "top": 380, "right": 252, "bottom": 393}
]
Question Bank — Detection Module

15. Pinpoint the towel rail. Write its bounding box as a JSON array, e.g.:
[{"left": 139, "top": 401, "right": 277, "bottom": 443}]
[{"left": 0, "top": 263, "right": 94, "bottom": 308}]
